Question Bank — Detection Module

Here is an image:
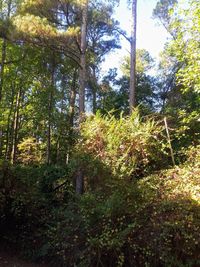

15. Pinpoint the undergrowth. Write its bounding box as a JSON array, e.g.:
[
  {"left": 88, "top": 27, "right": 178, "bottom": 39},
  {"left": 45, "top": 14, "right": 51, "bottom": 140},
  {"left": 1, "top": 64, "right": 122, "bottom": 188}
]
[{"left": 0, "top": 113, "right": 199, "bottom": 267}]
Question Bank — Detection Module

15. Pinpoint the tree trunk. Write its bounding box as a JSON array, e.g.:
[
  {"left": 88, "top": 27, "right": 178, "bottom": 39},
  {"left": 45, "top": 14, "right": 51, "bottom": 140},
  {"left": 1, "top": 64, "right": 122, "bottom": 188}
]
[
  {"left": 0, "top": 39, "right": 7, "bottom": 157},
  {"left": 92, "top": 66, "right": 97, "bottom": 114},
  {"left": 79, "top": 0, "right": 88, "bottom": 120},
  {"left": 76, "top": 0, "right": 88, "bottom": 194},
  {"left": 46, "top": 59, "right": 55, "bottom": 165},
  {"left": 0, "top": 39, "right": 7, "bottom": 102},
  {"left": 69, "top": 69, "right": 77, "bottom": 129},
  {"left": 46, "top": 114, "right": 52, "bottom": 164},
  {"left": 129, "top": 0, "right": 137, "bottom": 112},
  {"left": 5, "top": 83, "right": 15, "bottom": 160},
  {"left": 11, "top": 88, "right": 21, "bottom": 164}
]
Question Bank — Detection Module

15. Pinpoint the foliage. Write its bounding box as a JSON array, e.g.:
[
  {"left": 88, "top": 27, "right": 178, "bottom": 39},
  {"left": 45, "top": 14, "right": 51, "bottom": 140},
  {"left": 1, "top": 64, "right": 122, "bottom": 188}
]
[
  {"left": 172, "top": 110, "right": 200, "bottom": 159},
  {"left": 100, "top": 49, "right": 157, "bottom": 114},
  {"left": 0, "top": 139, "right": 200, "bottom": 267},
  {"left": 153, "top": 0, "right": 177, "bottom": 34},
  {"left": 17, "top": 137, "right": 42, "bottom": 165},
  {"left": 0, "top": 0, "right": 200, "bottom": 266},
  {"left": 121, "top": 49, "right": 154, "bottom": 76},
  {"left": 74, "top": 110, "right": 165, "bottom": 184},
  {"left": 153, "top": 0, "right": 200, "bottom": 160},
  {"left": 0, "top": 162, "right": 73, "bottom": 256},
  {"left": 171, "top": 0, "right": 200, "bottom": 93},
  {"left": 44, "top": 145, "right": 200, "bottom": 267}
]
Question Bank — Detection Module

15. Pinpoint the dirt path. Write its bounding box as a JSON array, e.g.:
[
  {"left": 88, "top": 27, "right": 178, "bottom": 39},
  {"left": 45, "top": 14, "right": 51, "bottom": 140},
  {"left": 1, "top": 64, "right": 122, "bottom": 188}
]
[{"left": 0, "top": 251, "right": 48, "bottom": 267}]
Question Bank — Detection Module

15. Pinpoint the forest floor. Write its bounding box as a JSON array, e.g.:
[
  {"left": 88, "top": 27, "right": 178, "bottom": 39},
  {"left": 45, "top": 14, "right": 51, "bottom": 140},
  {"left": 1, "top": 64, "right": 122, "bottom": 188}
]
[{"left": 0, "top": 248, "right": 48, "bottom": 267}]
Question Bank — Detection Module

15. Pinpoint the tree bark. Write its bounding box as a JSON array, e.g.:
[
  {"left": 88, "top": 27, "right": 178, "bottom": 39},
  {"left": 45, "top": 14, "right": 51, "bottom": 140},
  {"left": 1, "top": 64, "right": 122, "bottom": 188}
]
[
  {"left": 0, "top": 39, "right": 7, "bottom": 102},
  {"left": 46, "top": 59, "right": 55, "bottom": 165},
  {"left": 69, "top": 69, "right": 77, "bottom": 129},
  {"left": 92, "top": 66, "right": 97, "bottom": 114},
  {"left": 5, "top": 83, "right": 15, "bottom": 160},
  {"left": 11, "top": 88, "right": 21, "bottom": 164},
  {"left": 79, "top": 0, "right": 88, "bottom": 120},
  {"left": 0, "top": 39, "right": 7, "bottom": 157},
  {"left": 129, "top": 0, "right": 137, "bottom": 112}
]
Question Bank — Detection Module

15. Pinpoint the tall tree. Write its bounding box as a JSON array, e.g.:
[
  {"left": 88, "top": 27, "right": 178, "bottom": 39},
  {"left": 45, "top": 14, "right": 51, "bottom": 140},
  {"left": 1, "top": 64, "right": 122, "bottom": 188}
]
[
  {"left": 129, "top": 0, "right": 137, "bottom": 111},
  {"left": 98, "top": 49, "right": 156, "bottom": 116},
  {"left": 78, "top": 0, "right": 88, "bottom": 119}
]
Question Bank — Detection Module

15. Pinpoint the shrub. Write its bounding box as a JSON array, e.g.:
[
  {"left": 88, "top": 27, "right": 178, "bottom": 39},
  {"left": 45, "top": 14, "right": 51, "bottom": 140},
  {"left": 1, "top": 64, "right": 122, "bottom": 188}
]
[
  {"left": 45, "top": 148, "right": 200, "bottom": 266},
  {"left": 74, "top": 110, "right": 165, "bottom": 187}
]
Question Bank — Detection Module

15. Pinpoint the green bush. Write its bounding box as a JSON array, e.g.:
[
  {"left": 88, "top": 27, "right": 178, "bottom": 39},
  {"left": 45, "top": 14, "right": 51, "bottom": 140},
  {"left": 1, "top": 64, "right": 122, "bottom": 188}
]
[
  {"left": 0, "top": 125, "right": 199, "bottom": 267},
  {"left": 73, "top": 110, "right": 165, "bottom": 189},
  {"left": 44, "top": 147, "right": 200, "bottom": 266},
  {"left": 0, "top": 163, "right": 73, "bottom": 259}
]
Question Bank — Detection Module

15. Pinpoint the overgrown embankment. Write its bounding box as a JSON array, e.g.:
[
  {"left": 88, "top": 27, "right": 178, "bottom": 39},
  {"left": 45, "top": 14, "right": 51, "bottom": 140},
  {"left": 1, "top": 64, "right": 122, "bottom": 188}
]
[{"left": 0, "top": 112, "right": 199, "bottom": 267}]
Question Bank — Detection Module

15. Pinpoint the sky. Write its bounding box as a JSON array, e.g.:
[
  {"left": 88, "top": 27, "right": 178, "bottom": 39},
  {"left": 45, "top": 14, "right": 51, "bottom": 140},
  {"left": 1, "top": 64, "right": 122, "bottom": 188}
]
[{"left": 101, "top": 0, "right": 170, "bottom": 76}]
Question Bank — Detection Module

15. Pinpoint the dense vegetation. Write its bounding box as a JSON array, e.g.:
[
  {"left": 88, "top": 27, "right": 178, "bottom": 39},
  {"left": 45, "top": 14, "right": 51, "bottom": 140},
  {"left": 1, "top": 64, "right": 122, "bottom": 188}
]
[{"left": 0, "top": 0, "right": 199, "bottom": 266}]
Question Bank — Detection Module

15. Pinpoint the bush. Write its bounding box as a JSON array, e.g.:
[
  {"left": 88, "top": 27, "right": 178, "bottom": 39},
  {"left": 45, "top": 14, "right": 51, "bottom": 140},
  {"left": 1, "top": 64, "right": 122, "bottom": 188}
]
[
  {"left": 0, "top": 163, "right": 73, "bottom": 260},
  {"left": 44, "top": 147, "right": 200, "bottom": 266},
  {"left": 0, "top": 122, "right": 199, "bottom": 267},
  {"left": 73, "top": 110, "right": 165, "bottom": 190}
]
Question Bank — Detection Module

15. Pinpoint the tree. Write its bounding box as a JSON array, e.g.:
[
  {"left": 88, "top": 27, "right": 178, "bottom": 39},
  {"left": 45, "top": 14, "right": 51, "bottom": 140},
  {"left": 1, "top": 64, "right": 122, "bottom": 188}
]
[
  {"left": 129, "top": 0, "right": 137, "bottom": 111},
  {"left": 78, "top": 0, "right": 88, "bottom": 119},
  {"left": 154, "top": 0, "right": 200, "bottom": 151},
  {"left": 153, "top": 0, "right": 177, "bottom": 36},
  {"left": 86, "top": 1, "right": 120, "bottom": 113},
  {"left": 172, "top": 0, "right": 200, "bottom": 93},
  {"left": 98, "top": 49, "right": 156, "bottom": 115}
]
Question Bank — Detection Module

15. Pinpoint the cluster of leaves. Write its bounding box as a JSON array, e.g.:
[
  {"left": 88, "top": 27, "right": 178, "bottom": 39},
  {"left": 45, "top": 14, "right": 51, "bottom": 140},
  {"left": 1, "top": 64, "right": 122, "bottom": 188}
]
[
  {"left": 172, "top": 110, "right": 200, "bottom": 159},
  {"left": 171, "top": 0, "right": 200, "bottom": 93}
]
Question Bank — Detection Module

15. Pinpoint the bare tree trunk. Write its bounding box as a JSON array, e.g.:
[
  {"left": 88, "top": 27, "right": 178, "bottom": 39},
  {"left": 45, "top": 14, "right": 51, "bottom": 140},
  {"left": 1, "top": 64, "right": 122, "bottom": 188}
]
[
  {"left": 5, "top": 83, "right": 15, "bottom": 160},
  {"left": 69, "top": 69, "right": 77, "bottom": 129},
  {"left": 0, "top": 39, "right": 7, "bottom": 157},
  {"left": 79, "top": 0, "right": 88, "bottom": 120},
  {"left": 0, "top": 39, "right": 7, "bottom": 103},
  {"left": 11, "top": 88, "right": 21, "bottom": 164},
  {"left": 92, "top": 66, "right": 97, "bottom": 114},
  {"left": 76, "top": 0, "right": 88, "bottom": 194},
  {"left": 129, "top": 0, "right": 137, "bottom": 112},
  {"left": 46, "top": 113, "right": 52, "bottom": 164},
  {"left": 46, "top": 59, "right": 55, "bottom": 165},
  {"left": 66, "top": 69, "right": 77, "bottom": 163}
]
